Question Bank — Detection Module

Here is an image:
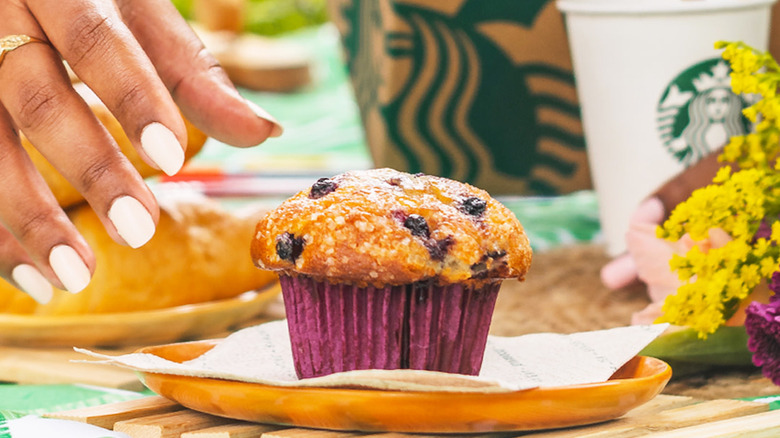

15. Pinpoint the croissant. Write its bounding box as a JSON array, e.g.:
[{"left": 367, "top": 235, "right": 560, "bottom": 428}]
[{"left": 0, "top": 196, "right": 277, "bottom": 315}]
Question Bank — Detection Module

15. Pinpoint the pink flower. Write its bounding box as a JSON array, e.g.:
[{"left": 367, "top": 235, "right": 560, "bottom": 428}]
[{"left": 745, "top": 297, "right": 780, "bottom": 385}]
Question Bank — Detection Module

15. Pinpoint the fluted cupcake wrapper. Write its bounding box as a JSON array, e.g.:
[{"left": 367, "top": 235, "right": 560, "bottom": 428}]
[{"left": 279, "top": 275, "right": 501, "bottom": 379}]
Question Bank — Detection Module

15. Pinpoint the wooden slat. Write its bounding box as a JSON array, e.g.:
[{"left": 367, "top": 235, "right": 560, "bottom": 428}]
[
  {"left": 367, "top": 433, "right": 515, "bottom": 438},
  {"left": 484, "top": 395, "right": 693, "bottom": 438},
  {"left": 259, "top": 396, "right": 699, "bottom": 438},
  {"left": 44, "top": 396, "right": 182, "bottom": 430},
  {"left": 523, "top": 399, "right": 768, "bottom": 437},
  {"left": 617, "top": 395, "right": 698, "bottom": 419},
  {"left": 180, "top": 422, "right": 282, "bottom": 438},
  {"left": 47, "top": 393, "right": 780, "bottom": 438},
  {"left": 263, "top": 429, "right": 365, "bottom": 438},
  {"left": 114, "top": 409, "right": 234, "bottom": 438},
  {"left": 363, "top": 396, "right": 696, "bottom": 438},
  {"left": 0, "top": 346, "right": 141, "bottom": 390},
  {"left": 643, "top": 409, "right": 780, "bottom": 437},
  {"left": 638, "top": 399, "right": 768, "bottom": 430}
]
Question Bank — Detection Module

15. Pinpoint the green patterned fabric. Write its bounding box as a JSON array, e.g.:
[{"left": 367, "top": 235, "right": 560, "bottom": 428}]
[
  {"left": 0, "top": 384, "right": 146, "bottom": 416},
  {"left": 500, "top": 192, "right": 601, "bottom": 251},
  {"left": 745, "top": 395, "right": 780, "bottom": 410},
  {"left": 330, "top": 0, "right": 587, "bottom": 195},
  {"left": 0, "top": 411, "right": 19, "bottom": 438},
  {"left": 0, "top": 384, "right": 144, "bottom": 437}
]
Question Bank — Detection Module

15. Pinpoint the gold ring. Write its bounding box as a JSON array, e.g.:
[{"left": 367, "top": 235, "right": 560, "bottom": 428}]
[{"left": 0, "top": 35, "right": 47, "bottom": 67}]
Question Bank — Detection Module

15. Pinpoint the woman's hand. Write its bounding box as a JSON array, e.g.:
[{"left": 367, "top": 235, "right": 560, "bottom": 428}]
[{"left": 0, "top": 0, "right": 283, "bottom": 303}]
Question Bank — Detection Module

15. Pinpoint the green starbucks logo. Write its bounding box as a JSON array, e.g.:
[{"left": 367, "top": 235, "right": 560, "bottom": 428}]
[
  {"left": 336, "top": 0, "right": 588, "bottom": 195},
  {"left": 657, "top": 59, "right": 750, "bottom": 167}
]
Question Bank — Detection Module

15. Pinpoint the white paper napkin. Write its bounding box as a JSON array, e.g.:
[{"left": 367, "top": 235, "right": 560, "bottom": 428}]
[{"left": 77, "top": 320, "right": 668, "bottom": 393}]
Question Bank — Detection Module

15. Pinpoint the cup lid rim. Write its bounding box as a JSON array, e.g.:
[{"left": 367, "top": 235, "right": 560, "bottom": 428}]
[{"left": 557, "top": 0, "right": 776, "bottom": 15}]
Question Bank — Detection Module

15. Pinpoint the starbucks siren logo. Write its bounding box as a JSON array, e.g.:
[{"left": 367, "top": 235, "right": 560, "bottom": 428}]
[{"left": 657, "top": 59, "right": 751, "bottom": 167}]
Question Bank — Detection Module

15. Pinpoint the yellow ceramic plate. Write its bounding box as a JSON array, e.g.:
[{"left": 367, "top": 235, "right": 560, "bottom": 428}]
[
  {"left": 137, "top": 341, "right": 672, "bottom": 434},
  {"left": 0, "top": 283, "right": 281, "bottom": 348}
]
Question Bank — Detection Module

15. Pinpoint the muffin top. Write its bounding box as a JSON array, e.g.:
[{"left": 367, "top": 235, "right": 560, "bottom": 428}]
[{"left": 251, "top": 168, "right": 532, "bottom": 287}]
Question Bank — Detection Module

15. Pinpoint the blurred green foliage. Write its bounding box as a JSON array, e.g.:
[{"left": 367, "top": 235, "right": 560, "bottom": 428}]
[
  {"left": 171, "top": 0, "right": 329, "bottom": 36},
  {"left": 170, "top": 0, "right": 194, "bottom": 19},
  {"left": 244, "top": 0, "right": 329, "bottom": 35}
]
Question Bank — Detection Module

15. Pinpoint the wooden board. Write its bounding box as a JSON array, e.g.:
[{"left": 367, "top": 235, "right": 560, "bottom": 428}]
[
  {"left": 45, "top": 396, "right": 182, "bottom": 430},
  {"left": 47, "top": 394, "right": 778, "bottom": 438},
  {"left": 0, "top": 345, "right": 142, "bottom": 390}
]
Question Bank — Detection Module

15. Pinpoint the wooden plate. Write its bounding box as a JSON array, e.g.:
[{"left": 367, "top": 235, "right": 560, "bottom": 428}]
[
  {"left": 137, "top": 340, "right": 672, "bottom": 434},
  {"left": 0, "top": 283, "right": 280, "bottom": 348}
]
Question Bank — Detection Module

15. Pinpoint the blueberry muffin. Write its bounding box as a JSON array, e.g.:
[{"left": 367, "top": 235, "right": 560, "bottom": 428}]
[{"left": 251, "top": 168, "right": 532, "bottom": 378}]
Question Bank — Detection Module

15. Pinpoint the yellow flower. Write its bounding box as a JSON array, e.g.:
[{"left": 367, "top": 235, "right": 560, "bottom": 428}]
[
  {"left": 761, "top": 255, "right": 778, "bottom": 277},
  {"left": 659, "top": 42, "right": 780, "bottom": 337},
  {"left": 713, "top": 166, "right": 732, "bottom": 183},
  {"left": 755, "top": 238, "right": 771, "bottom": 258},
  {"left": 741, "top": 264, "right": 762, "bottom": 288}
]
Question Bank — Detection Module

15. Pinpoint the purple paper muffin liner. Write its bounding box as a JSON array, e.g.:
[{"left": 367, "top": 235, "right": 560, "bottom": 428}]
[{"left": 279, "top": 275, "right": 501, "bottom": 378}]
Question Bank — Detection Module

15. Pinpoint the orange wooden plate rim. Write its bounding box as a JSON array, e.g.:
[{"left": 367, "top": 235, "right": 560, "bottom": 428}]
[{"left": 137, "top": 340, "right": 672, "bottom": 433}]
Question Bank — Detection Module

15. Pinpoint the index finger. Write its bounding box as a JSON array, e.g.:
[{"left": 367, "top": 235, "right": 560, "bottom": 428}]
[{"left": 28, "top": 0, "right": 188, "bottom": 176}]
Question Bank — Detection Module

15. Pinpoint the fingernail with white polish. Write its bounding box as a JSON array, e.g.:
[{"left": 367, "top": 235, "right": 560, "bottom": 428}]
[
  {"left": 140, "top": 123, "right": 185, "bottom": 176},
  {"left": 49, "top": 245, "right": 91, "bottom": 294},
  {"left": 108, "top": 196, "right": 156, "bottom": 248},
  {"left": 11, "top": 264, "right": 53, "bottom": 304},
  {"left": 247, "top": 101, "right": 284, "bottom": 138}
]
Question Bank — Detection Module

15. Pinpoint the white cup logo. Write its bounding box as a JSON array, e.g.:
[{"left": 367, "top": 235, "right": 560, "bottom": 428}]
[{"left": 657, "top": 59, "right": 751, "bottom": 167}]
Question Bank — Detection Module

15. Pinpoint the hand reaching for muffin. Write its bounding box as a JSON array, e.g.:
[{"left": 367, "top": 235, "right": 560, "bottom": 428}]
[{"left": 0, "top": 0, "right": 283, "bottom": 302}]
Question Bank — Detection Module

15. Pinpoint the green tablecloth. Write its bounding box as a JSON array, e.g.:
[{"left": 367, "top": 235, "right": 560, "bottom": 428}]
[{"left": 0, "top": 385, "right": 146, "bottom": 417}]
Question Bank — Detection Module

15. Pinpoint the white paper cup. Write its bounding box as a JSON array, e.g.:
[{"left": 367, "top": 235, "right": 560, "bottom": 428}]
[{"left": 557, "top": 0, "right": 775, "bottom": 255}]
